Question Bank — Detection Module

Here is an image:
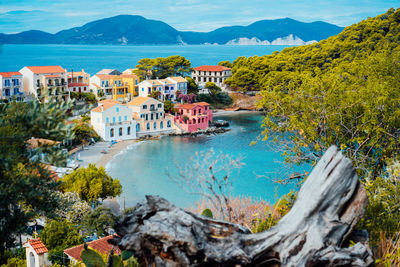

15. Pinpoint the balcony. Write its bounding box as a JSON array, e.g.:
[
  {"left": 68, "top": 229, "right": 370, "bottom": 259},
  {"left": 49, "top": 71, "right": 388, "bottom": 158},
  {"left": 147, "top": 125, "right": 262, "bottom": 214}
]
[
  {"left": 106, "top": 121, "right": 133, "bottom": 126},
  {"left": 150, "top": 106, "right": 156, "bottom": 111}
]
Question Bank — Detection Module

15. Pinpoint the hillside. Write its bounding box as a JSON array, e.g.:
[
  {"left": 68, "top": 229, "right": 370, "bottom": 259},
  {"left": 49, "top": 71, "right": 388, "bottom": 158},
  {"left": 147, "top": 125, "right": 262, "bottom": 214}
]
[
  {"left": 0, "top": 15, "right": 343, "bottom": 45},
  {"left": 226, "top": 8, "right": 400, "bottom": 91}
]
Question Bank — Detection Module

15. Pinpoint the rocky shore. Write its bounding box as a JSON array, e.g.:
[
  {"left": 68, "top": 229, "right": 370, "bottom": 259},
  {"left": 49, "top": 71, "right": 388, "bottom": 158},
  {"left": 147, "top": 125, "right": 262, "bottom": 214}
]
[{"left": 168, "top": 127, "right": 230, "bottom": 137}]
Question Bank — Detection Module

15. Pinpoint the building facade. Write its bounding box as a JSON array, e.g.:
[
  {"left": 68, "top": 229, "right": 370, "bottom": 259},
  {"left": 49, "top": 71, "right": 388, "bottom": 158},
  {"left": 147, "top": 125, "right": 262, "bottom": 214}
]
[
  {"left": 138, "top": 77, "right": 187, "bottom": 102},
  {"left": 19, "top": 66, "right": 69, "bottom": 102},
  {"left": 90, "top": 100, "right": 137, "bottom": 141},
  {"left": 90, "top": 74, "right": 139, "bottom": 102},
  {"left": 192, "top": 65, "right": 232, "bottom": 90},
  {"left": 0, "top": 72, "right": 25, "bottom": 102},
  {"left": 127, "top": 96, "right": 174, "bottom": 136},
  {"left": 174, "top": 102, "right": 213, "bottom": 132}
]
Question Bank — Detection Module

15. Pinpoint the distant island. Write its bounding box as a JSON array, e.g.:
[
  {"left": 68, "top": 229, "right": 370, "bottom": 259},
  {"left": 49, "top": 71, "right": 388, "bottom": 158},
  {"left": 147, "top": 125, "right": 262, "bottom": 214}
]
[{"left": 0, "top": 15, "right": 343, "bottom": 45}]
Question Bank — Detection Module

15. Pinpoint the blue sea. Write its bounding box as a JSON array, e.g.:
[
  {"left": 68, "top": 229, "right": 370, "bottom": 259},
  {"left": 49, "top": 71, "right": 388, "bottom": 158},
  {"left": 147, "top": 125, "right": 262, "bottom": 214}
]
[
  {"left": 106, "top": 112, "right": 309, "bottom": 208},
  {"left": 0, "top": 44, "right": 290, "bottom": 74}
]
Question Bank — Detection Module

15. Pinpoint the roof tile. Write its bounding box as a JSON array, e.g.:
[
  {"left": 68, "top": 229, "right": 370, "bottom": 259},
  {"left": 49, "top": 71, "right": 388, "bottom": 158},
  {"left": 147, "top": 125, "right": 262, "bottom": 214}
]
[{"left": 64, "top": 235, "right": 120, "bottom": 261}]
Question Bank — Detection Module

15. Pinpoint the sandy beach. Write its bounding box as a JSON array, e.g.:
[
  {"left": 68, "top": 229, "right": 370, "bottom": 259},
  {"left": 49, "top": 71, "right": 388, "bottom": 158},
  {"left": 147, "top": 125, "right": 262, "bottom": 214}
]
[{"left": 70, "top": 139, "right": 138, "bottom": 169}]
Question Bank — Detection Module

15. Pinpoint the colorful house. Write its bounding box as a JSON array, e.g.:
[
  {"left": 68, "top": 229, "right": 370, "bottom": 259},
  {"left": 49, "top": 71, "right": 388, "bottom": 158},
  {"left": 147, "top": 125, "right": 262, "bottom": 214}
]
[
  {"left": 68, "top": 69, "right": 90, "bottom": 93},
  {"left": 19, "top": 65, "right": 70, "bottom": 102},
  {"left": 192, "top": 65, "right": 232, "bottom": 90},
  {"left": 138, "top": 77, "right": 187, "bottom": 102},
  {"left": 64, "top": 235, "right": 121, "bottom": 265},
  {"left": 90, "top": 99, "right": 137, "bottom": 141},
  {"left": 90, "top": 74, "right": 139, "bottom": 102},
  {"left": 0, "top": 71, "right": 26, "bottom": 102},
  {"left": 174, "top": 102, "right": 213, "bottom": 132},
  {"left": 127, "top": 96, "right": 174, "bottom": 136}
]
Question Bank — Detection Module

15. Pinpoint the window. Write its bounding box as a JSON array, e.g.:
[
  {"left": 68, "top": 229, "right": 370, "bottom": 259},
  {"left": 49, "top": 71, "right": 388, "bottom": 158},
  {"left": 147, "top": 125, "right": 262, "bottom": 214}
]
[
  {"left": 150, "top": 113, "right": 154, "bottom": 120},
  {"left": 106, "top": 117, "right": 109, "bottom": 123},
  {"left": 167, "top": 120, "right": 171, "bottom": 128},
  {"left": 118, "top": 116, "right": 121, "bottom": 122},
  {"left": 110, "top": 128, "right": 114, "bottom": 137},
  {"left": 136, "top": 124, "right": 140, "bottom": 132},
  {"left": 142, "top": 88, "right": 144, "bottom": 91},
  {"left": 116, "top": 107, "right": 119, "bottom": 112},
  {"left": 143, "top": 105, "right": 147, "bottom": 109},
  {"left": 124, "top": 116, "right": 127, "bottom": 121},
  {"left": 119, "top": 127, "right": 122, "bottom": 136},
  {"left": 4, "top": 79, "right": 10, "bottom": 86},
  {"left": 127, "top": 126, "right": 131, "bottom": 135},
  {"left": 194, "top": 110, "right": 196, "bottom": 115},
  {"left": 150, "top": 104, "right": 154, "bottom": 110},
  {"left": 12, "top": 79, "right": 19, "bottom": 86},
  {"left": 146, "top": 123, "right": 150, "bottom": 130},
  {"left": 153, "top": 122, "right": 157, "bottom": 129},
  {"left": 145, "top": 114, "right": 148, "bottom": 120},
  {"left": 157, "top": 104, "right": 162, "bottom": 108},
  {"left": 160, "top": 121, "right": 163, "bottom": 129},
  {"left": 156, "top": 113, "right": 159, "bottom": 120},
  {"left": 113, "top": 117, "right": 116, "bottom": 123}
]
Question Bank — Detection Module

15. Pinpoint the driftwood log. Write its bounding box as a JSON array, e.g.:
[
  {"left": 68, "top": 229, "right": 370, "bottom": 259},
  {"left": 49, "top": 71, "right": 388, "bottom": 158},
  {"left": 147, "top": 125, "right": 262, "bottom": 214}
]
[{"left": 113, "top": 146, "right": 374, "bottom": 266}]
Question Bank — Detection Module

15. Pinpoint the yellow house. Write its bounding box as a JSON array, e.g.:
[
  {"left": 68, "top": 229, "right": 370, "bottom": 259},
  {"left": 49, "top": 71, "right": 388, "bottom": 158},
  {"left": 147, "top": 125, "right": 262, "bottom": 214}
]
[{"left": 110, "top": 74, "right": 139, "bottom": 102}]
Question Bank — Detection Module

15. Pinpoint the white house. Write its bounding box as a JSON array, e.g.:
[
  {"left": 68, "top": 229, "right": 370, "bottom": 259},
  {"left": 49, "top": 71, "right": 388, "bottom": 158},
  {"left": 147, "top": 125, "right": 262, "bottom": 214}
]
[
  {"left": 138, "top": 77, "right": 187, "bottom": 102},
  {"left": 127, "top": 96, "right": 175, "bottom": 136},
  {"left": 90, "top": 99, "right": 137, "bottom": 141},
  {"left": 192, "top": 65, "right": 231, "bottom": 90},
  {"left": 0, "top": 72, "right": 25, "bottom": 102},
  {"left": 24, "top": 238, "right": 50, "bottom": 267},
  {"left": 19, "top": 65, "right": 69, "bottom": 102}
]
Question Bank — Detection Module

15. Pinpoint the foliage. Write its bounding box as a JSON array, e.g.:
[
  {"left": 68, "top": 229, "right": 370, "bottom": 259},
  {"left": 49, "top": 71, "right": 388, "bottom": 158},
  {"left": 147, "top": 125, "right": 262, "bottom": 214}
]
[
  {"left": 218, "top": 60, "right": 233, "bottom": 68},
  {"left": 198, "top": 92, "right": 232, "bottom": 109},
  {"left": 177, "top": 93, "right": 197, "bottom": 104},
  {"left": 61, "top": 164, "right": 122, "bottom": 203},
  {"left": 169, "top": 149, "right": 244, "bottom": 222},
  {"left": 0, "top": 257, "right": 26, "bottom": 267},
  {"left": 39, "top": 219, "right": 83, "bottom": 265},
  {"left": 375, "top": 232, "right": 400, "bottom": 267},
  {"left": 72, "top": 122, "right": 100, "bottom": 145},
  {"left": 358, "top": 160, "right": 400, "bottom": 244},
  {"left": 80, "top": 245, "right": 138, "bottom": 267},
  {"left": 163, "top": 100, "right": 173, "bottom": 113},
  {"left": 70, "top": 92, "right": 97, "bottom": 104},
  {"left": 226, "top": 8, "right": 400, "bottom": 92},
  {"left": 81, "top": 114, "right": 91, "bottom": 123},
  {"left": 205, "top": 82, "right": 221, "bottom": 98},
  {"left": 97, "top": 91, "right": 105, "bottom": 98},
  {"left": 82, "top": 206, "right": 117, "bottom": 237},
  {"left": 150, "top": 90, "right": 161, "bottom": 100},
  {"left": 0, "top": 101, "right": 73, "bottom": 261},
  {"left": 185, "top": 77, "right": 199, "bottom": 94},
  {"left": 134, "top": 55, "right": 191, "bottom": 79},
  {"left": 55, "top": 192, "right": 91, "bottom": 223},
  {"left": 201, "top": 209, "right": 213, "bottom": 218}
]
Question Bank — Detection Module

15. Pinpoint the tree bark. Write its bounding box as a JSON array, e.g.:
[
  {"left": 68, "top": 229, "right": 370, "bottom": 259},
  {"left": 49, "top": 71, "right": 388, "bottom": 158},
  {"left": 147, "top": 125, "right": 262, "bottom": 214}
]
[{"left": 112, "top": 146, "right": 374, "bottom": 266}]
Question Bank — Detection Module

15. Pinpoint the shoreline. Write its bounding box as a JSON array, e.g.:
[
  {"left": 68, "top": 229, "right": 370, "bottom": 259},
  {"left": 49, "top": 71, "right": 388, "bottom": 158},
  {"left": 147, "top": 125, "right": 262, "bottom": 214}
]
[{"left": 71, "top": 109, "right": 262, "bottom": 169}]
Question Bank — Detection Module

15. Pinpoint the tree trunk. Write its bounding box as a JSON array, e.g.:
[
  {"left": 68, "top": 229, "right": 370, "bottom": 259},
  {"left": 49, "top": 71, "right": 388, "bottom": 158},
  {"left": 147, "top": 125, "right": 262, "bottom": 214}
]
[{"left": 112, "top": 146, "right": 374, "bottom": 266}]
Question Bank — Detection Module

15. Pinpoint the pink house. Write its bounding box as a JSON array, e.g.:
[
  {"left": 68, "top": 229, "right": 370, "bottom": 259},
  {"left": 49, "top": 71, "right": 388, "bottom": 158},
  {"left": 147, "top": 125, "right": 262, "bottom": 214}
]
[{"left": 174, "top": 102, "right": 213, "bottom": 132}]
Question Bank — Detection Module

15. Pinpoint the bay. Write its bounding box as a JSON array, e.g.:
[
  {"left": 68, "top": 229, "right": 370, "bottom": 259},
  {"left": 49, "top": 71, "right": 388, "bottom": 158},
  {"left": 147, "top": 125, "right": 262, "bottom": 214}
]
[
  {"left": 106, "top": 112, "right": 309, "bottom": 208},
  {"left": 0, "top": 44, "right": 290, "bottom": 73}
]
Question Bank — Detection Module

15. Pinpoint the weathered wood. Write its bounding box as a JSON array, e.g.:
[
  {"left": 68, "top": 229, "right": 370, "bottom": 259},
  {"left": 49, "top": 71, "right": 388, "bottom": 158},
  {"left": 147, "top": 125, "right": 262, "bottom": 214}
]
[{"left": 112, "top": 146, "right": 374, "bottom": 266}]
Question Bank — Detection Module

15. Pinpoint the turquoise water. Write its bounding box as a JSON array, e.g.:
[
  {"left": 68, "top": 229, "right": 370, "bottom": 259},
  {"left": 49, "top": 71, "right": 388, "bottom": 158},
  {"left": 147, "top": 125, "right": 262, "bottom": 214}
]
[
  {"left": 106, "top": 112, "right": 309, "bottom": 208},
  {"left": 0, "top": 44, "right": 290, "bottom": 74}
]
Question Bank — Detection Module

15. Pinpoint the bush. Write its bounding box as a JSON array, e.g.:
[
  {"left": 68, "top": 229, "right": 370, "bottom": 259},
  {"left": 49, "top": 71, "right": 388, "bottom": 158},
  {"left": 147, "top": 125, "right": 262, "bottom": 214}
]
[{"left": 1, "top": 257, "right": 26, "bottom": 267}]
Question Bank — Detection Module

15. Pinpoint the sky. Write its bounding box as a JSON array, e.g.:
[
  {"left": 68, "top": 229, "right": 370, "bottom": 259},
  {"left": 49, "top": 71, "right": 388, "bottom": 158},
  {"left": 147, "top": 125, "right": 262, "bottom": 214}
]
[{"left": 0, "top": 0, "right": 398, "bottom": 34}]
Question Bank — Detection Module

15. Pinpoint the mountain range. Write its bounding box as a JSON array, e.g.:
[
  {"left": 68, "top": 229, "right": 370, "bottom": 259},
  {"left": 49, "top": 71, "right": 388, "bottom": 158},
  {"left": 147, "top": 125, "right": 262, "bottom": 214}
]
[{"left": 0, "top": 15, "right": 344, "bottom": 45}]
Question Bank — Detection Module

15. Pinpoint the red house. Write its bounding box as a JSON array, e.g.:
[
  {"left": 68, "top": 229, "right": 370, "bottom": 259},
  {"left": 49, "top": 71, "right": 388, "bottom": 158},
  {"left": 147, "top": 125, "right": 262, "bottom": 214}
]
[{"left": 174, "top": 102, "right": 213, "bottom": 132}]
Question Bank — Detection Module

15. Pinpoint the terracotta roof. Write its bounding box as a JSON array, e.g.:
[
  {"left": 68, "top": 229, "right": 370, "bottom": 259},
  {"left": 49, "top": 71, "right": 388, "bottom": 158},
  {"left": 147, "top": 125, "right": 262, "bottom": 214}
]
[
  {"left": 26, "top": 66, "right": 66, "bottom": 74},
  {"left": 64, "top": 235, "right": 120, "bottom": 262},
  {"left": 141, "top": 80, "right": 163, "bottom": 86},
  {"left": 98, "top": 99, "right": 120, "bottom": 104},
  {"left": 91, "top": 102, "right": 117, "bottom": 112},
  {"left": 168, "top": 76, "right": 187, "bottom": 83},
  {"left": 95, "top": 74, "right": 118, "bottom": 80},
  {"left": 0, "top": 72, "right": 22, "bottom": 78},
  {"left": 68, "top": 83, "right": 89, "bottom": 87},
  {"left": 178, "top": 104, "right": 196, "bottom": 109},
  {"left": 119, "top": 74, "right": 138, "bottom": 79},
  {"left": 196, "top": 102, "right": 210, "bottom": 106},
  {"left": 44, "top": 74, "right": 61, "bottom": 78},
  {"left": 193, "top": 65, "right": 231, "bottom": 72},
  {"left": 24, "top": 238, "right": 48, "bottom": 254},
  {"left": 127, "top": 96, "right": 152, "bottom": 106}
]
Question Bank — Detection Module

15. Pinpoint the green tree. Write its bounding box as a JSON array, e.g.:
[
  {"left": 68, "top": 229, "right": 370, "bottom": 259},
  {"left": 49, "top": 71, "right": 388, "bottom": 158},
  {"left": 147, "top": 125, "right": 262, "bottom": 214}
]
[
  {"left": 0, "top": 101, "right": 73, "bottom": 261},
  {"left": 218, "top": 60, "right": 233, "bottom": 68},
  {"left": 39, "top": 219, "right": 83, "bottom": 265},
  {"left": 150, "top": 90, "right": 161, "bottom": 100},
  {"left": 185, "top": 77, "right": 199, "bottom": 94},
  {"left": 82, "top": 206, "right": 117, "bottom": 237},
  {"left": 135, "top": 55, "right": 192, "bottom": 79},
  {"left": 205, "top": 82, "right": 221, "bottom": 98},
  {"left": 0, "top": 257, "right": 26, "bottom": 267},
  {"left": 163, "top": 100, "right": 174, "bottom": 113},
  {"left": 134, "top": 58, "right": 155, "bottom": 80},
  {"left": 225, "top": 67, "right": 256, "bottom": 92},
  {"left": 72, "top": 122, "right": 100, "bottom": 145},
  {"left": 61, "top": 164, "right": 122, "bottom": 203}
]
